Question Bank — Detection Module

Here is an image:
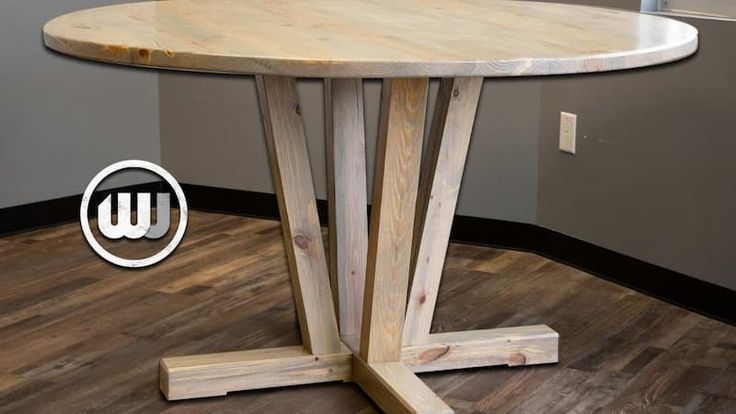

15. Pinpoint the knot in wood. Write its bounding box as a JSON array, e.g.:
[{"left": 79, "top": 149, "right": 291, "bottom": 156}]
[
  {"left": 419, "top": 345, "right": 451, "bottom": 363},
  {"left": 293, "top": 234, "right": 311, "bottom": 249},
  {"left": 507, "top": 353, "right": 527, "bottom": 366}
]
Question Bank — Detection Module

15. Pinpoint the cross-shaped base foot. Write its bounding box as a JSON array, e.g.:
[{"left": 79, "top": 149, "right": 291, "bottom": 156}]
[
  {"left": 161, "top": 325, "right": 558, "bottom": 412},
  {"left": 161, "top": 75, "right": 560, "bottom": 413}
]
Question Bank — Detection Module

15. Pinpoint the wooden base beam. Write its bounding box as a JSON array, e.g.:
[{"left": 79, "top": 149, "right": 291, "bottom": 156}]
[
  {"left": 401, "top": 325, "right": 559, "bottom": 373},
  {"left": 353, "top": 358, "right": 452, "bottom": 414},
  {"left": 160, "top": 344, "right": 352, "bottom": 400},
  {"left": 161, "top": 325, "right": 558, "bottom": 408}
]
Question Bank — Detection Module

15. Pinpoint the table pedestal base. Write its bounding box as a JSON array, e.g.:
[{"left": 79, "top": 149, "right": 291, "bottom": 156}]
[
  {"left": 161, "top": 326, "right": 558, "bottom": 412},
  {"left": 160, "top": 75, "right": 559, "bottom": 413}
]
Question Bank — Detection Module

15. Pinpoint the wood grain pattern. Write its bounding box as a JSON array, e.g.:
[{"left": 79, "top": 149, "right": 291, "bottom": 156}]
[
  {"left": 256, "top": 75, "right": 341, "bottom": 354},
  {"left": 325, "top": 78, "right": 368, "bottom": 346},
  {"left": 1, "top": 213, "right": 735, "bottom": 413},
  {"left": 360, "top": 78, "right": 428, "bottom": 363},
  {"left": 405, "top": 77, "right": 483, "bottom": 346},
  {"left": 353, "top": 358, "right": 453, "bottom": 414},
  {"left": 402, "top": 325, "right": 558, "bottom": 373},
  {"left": 43, "top": 0, "right": 698, "bottom": 78},
  {"left": 161, "top": 344, "right": 352, "bottom": 400}
]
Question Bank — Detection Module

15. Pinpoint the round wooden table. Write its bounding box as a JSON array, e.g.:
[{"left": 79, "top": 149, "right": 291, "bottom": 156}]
[{"left": 44, "top": 1, "right": 697, "bottom": 412}]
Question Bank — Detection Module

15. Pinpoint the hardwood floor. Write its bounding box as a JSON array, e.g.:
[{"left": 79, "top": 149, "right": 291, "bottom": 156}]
[{"left": 0, "top": 211, "right": 734, "bottom": 413}]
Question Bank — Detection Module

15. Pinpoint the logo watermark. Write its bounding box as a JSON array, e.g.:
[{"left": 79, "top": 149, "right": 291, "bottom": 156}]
[{"left": 80, "top": 160, "right": 188, "bottom": 268}]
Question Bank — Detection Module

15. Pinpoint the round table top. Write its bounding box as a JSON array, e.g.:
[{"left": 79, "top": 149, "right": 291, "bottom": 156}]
[{"left": 43, "top": 0, "right": 698, "bottom": 78}]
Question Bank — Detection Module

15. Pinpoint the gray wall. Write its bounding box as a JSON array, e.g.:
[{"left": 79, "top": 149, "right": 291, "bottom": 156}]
[
  {"left": 4, "top": 1, "right": 732, "bottom": 291},
  {"left": 160, "top": 76, "right": 539, "bottom": 223},
  {"left": 0, "top": 0, "right": 160, "bottom": 209},
  {"left": 537, "top": 15, "right": 736, "bottom": 290}
]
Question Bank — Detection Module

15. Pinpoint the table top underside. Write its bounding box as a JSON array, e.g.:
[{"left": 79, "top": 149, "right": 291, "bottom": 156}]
[{"left": 43, "top": 0, "right": 698, "bottom": 78}]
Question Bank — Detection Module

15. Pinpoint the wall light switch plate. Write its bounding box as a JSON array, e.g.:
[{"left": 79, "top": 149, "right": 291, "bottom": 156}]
[{"left": 559, "top": 112, "right": 577, "bottom": 154}]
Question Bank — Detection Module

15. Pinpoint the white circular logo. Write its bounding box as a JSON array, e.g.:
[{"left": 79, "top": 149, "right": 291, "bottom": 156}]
[{"left": 80, "top": 160, "right": 188, "bottom": 268}]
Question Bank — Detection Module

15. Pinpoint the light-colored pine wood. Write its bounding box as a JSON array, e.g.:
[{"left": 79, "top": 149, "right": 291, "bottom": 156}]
[
  {"left": 404, "top": 77, "right": 483, "bottom": 346},
  {"left": 160, "top": 345, "right": 352, "bottom": 400},
  {"left": 409, "top": 79, "right": 454, "bottom": 284},
  {"left": 43, "top": 0, "right": 698, "bottom": 78},
  {"left": 325, "top": 78, "right": 369, "bottom": 347},
  {"left": 360, "top": 78, "right": 428, "bottom": 363},
  {"left": 256, "top": 75, "right": 341, "bottom": 355},
  {"left": 402, "top": 325, "right": 559, "bottom": 373},
  {"left": 352, "top": 358, "right": 453, "bottom": 414}
]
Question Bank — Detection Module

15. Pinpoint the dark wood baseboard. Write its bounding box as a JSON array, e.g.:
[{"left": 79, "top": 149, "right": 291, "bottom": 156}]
[
  {"left": 450, "top": 216, "right": 735, "bottom": 326},
  {"left": 0, "top": 181, "right": 163, "bottom": 236},
  {"left": 1, "top": 183, "right": 733, "bottom": 325}
]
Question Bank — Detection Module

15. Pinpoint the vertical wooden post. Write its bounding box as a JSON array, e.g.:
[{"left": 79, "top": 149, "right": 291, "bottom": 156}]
[
  {"left": 256, "top": 75, "right": 341, "bottom": 354},
  {"left": 325, "top": 78, "right": 369, "bottom": 347},
  {"left": 404, "top": 77, "right": 483, "bottom": 346},
  {"left": 360, "top": 78, "right": 429, "bottom": 363}
]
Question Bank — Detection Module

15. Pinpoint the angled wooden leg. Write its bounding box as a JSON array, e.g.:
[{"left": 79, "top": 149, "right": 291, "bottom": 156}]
[
  {"left": 325, "top": 78, "right": 369, "bottom": 350},
  {"left": 360, "top": 78, "right": 429, "bottom": 363},
  {"left": 400, "top": 77, "right": 558, "bottom": 380},
  {"left": 255, "top": 75, "right": 341, "bottom": 355},
  {"left": 161, "top": 75, "right": 347, "bottom": 401},
  {"left": 404, "top": 77, "right": 483, "bottom": 346}
]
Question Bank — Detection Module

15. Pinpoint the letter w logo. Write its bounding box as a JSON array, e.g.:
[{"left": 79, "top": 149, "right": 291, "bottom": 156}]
[{"left": 97, "top": 193, "right": 170, "bottom": 240}]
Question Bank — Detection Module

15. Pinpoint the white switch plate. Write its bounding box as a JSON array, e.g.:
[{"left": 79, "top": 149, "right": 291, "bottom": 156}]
[{"left": 559, "top": 112, "right": 577, "bottom": 154}]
